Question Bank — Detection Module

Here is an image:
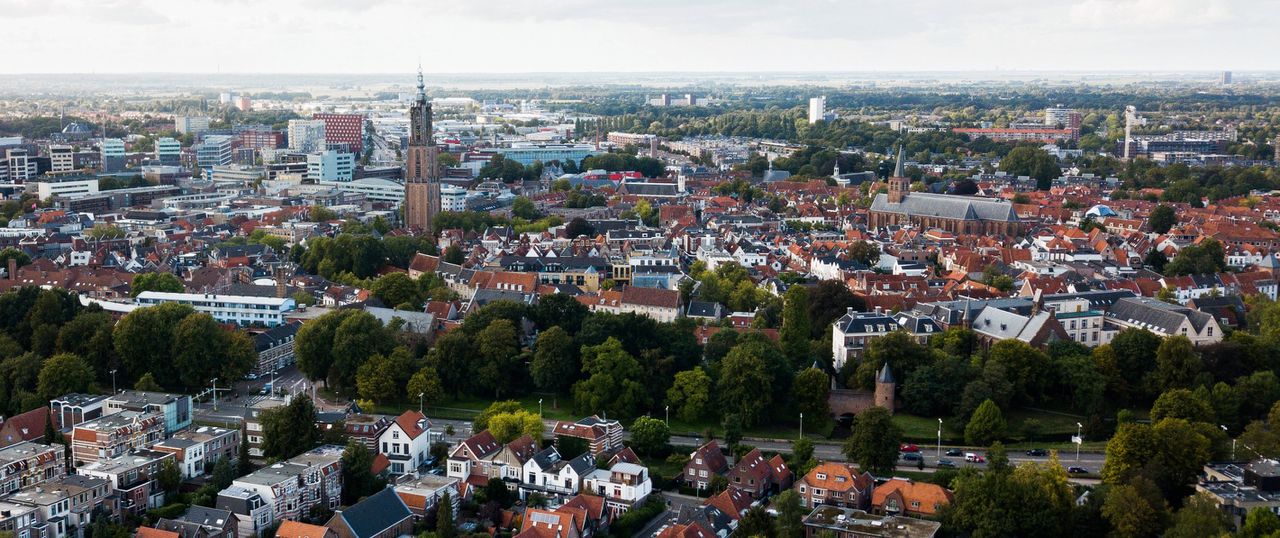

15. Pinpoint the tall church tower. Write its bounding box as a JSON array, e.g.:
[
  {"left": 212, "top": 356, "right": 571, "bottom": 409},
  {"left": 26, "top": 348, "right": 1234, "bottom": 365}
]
[
  {"left": 887, "top": 145, "right": 910, "bottom": 204},
  {"left": 404, "top": 66, "right": 440, "bottom": 233}
]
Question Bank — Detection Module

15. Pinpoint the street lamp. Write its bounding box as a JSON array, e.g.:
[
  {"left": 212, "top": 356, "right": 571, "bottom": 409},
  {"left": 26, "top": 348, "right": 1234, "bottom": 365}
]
[
  {"left": 799, "top": 412, "right": 804, "bottom": 440},
  {"left": 1075, "top": 422, "right": 1083, "bottom": 462},
  {"left": 1222, "top": 425, "right": 1236, "bottom": 461},
  {"left": 539, "top": 399, "right": 543, "bottom": 417},
  {"left": 109, "top": 369, "right": 117, "bottom": 395},
  {"left": 665, "top": 405, "right": 669, "bottom": 427},
  {"left": 419, "top": 392, "right": 425, "bottom": 414},
  {"left": 937, "top": 418, "right": 943, "bottom": 458},
  {"left": 211, "top": 378, "right": 218, "bottom": 412}
]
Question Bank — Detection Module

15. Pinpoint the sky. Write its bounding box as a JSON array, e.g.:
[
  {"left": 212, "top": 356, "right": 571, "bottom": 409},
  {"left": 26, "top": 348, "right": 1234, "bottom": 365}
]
[{"left": 1, "top": 0, "right": 1275, "bottom": 74}]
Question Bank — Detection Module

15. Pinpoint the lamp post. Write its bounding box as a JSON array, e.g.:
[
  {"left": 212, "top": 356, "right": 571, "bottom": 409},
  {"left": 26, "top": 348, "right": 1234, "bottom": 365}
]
[
  {"left": 937, "top": 418, "right": 943, "bottom": 458},
  {"left": 110, "top": 369, "right": 117, "bottom": 395},
  {"left": 1222, "top": 425, "right": 1236, "bottom": 460},
  {"left": 799, "top": 412, "right": 804, "bottom": 440},
  {"left": 419, "top": 392, "right": 425, "bottom": 414},
  {"left": 211, "top": 378, "right": 218, "bottom": 412},
  {"left": 1075, "top": 422, "right": 1083, "bottom": 462},
  {"left": 539, "top": 399, "right": 543, "bottom": 417},
  {"left": 665, "top": 405, "right": 669, "bottom": 427}
]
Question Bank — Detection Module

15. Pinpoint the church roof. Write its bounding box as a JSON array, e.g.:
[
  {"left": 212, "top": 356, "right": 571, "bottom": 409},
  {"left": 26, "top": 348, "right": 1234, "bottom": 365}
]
[{"left": 869, "top": 192, "right": 1018, "bottom": 222}]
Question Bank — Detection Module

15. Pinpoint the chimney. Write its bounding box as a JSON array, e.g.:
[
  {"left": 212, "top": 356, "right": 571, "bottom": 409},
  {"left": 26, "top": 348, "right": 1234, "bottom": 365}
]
[
  {"left": 275, "top": 267, "right": 287, "bottom": 299},
  {"left": 7, "top": 257, "right": 14, "bottom": 280}
]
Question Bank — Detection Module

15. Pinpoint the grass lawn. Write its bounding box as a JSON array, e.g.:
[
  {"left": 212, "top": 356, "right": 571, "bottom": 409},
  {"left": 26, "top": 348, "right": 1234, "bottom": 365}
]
[
  {"left": 894, "top": 407, "right": 1101, "bottom": 448},
  {"left": 893, "top": 415, "right": 958, "bottom": 443}
]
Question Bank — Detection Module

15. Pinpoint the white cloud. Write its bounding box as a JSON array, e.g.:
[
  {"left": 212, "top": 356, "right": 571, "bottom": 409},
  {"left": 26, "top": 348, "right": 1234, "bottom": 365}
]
[{"left": 0, "top": 0, "right": 1275, "bottom": 73}]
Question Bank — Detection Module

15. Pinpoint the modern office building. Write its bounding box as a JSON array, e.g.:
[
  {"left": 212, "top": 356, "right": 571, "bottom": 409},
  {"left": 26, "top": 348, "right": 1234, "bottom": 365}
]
[
  {"left": 306, "top": 150, "right": 355, "bottom": 182},
  {"left": 135, "top": 291, "right": 296, "bottom": 327},
  {"left": 287, "top": 120, "right": 326, "bottom": 153},
  {"left": 808, "top": 96, "right": 828, "bottom": 124},
  {"left": 34, "top": 178, "right": 100, "bottom": 199},
  {"left": 952, "top": 127, "right": 1078, "bottom": 143},
  {"left": 49, "top": 145, "right": 75, "bottom": 172},
  {"left": 313, "top": 113, "right": 364, "bottom": 154},
  {"left": 2, "top": 148, "right": 36, "bottom": 183},
  {"left": 404, "top": 67, "right": 441, "bottom": 232},
  {"left": 490, "top": 144, "right": 597, "bottom": 166},
  {"left": 238, "top": 129, "right": 283, "bottom": 150},
  {"left": 154, "top": 138, "right": 182, "bottom": 166},
  {"left": 174, "top": 116, "right": 211, "bottom": 134},
  {"left": 196, "top": 136, "right": 234, "bottom": 173},
  {"left": 105, "top": 391, "right": 194, "bottom": 436},
  {"left": 441, "top": 184, "right": 467, "bottom": 212},
  {"left": 99, "top": 139, "right": 126, "bottom": 172}
]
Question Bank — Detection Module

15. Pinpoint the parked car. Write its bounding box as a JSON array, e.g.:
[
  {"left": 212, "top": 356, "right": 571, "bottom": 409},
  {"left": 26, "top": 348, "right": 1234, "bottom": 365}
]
[
  {"left": 899, "top": 443, "right": 920, "bottom": 453},
  {"left": 1068, "top": 466, "right": 1089, "bottom": 474},
  {"left": 945, "top": 448, "right": 964, "bottom": 457},
  {"left": 937, "top": 459, "right": 957, "bottom": 468},
  {"left": 901, "top": 452, "right": 923, "bottom": 462},
  {"left": 1026, "top": 449, "right": 1048, "bottom": 457},
  {"left": 965, "top": 452, "right": 985, "bottom": 463}
]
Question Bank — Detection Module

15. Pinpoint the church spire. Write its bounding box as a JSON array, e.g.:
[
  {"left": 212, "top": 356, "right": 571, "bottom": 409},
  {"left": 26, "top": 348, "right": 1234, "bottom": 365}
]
[
  {"left": 416, "top": 63, "right": 426, "bottom": 103},
  {"left": 893, "top": 144, "right": 905, "bottom": 178}
]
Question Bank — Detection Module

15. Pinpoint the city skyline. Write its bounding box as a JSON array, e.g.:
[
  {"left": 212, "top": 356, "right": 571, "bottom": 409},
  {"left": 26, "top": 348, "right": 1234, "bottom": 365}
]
[{"left": 1, "top": 0, "right": 1274, "bottom": 74}]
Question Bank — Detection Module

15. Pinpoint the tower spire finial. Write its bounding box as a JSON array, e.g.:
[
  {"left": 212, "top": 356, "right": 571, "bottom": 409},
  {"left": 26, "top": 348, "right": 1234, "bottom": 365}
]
[
  {"left": 416, "top": 61, "right": 425, "bottom": 101},
  {"left": 894, "top": 144, "right": 905, "bottom": 178}
]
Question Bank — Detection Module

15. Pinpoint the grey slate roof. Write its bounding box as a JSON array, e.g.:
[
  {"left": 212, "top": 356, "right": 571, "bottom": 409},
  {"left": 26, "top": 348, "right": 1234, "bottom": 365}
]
[
  {"left": 337, "top": 487, "right": 412, "bottom": 538},
  {"left": 1106, "top": 296, "right": 1213, "bottom": 334},
  {"left": 869, "top": 192, "right": 1018, "bottom": 222}
]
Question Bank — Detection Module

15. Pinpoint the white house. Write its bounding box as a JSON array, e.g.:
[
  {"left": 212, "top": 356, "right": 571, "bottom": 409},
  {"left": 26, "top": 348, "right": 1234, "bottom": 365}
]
[
  {"left": 521, "top": 449, "right": 596, "bottom": 498},
  {"left": 581, "top": 462, "right": 653, "bottom": 516},
  {"left": 378, "top": 411, "right": 439, "bottom": 476}
]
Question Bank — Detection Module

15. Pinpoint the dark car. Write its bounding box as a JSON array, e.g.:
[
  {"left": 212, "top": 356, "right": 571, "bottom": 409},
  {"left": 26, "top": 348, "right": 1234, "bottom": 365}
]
[
  {"left": 1068, "top": 466, "right": 1089, "bottom": 474},
  {"left": 901, "top": 452, "right": 923, "bottom": 462},
  {"left": 1026, "top": 449, "right": 1048, "bottom": 457},
  {"left": 945, "top": 449, "right": 963, "bottom": 457},
  {"left": 937, "top": 459, "right": 957, "bottom": 468}
]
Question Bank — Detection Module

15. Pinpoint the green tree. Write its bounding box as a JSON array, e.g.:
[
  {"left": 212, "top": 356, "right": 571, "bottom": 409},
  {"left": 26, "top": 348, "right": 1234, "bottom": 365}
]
[
  {"left": 173, "top": 313, "right": 255, "bottom": 391},
  {"left": 1103, "top": 419, "right": 1212, "bottom": 503},
  {"left": 667, "top": 367, "right": 712, "bottom": 422},
  {"left": 487, "top": 410, "right": 543, "bottom": 444},
  {"left": 473, "top": 401, "right": 524, "bottom": 433},
  {"left": 844, "top": 407, "right": 901, "bottom": 475},
  {"left": 717, "top": 341, "right": 775, "bottom": 427},
  {"left": 1102, "top": 477, "right": 1169, "bottom": 538},
  {"left": 436, "top": 491, "right": 456, "bottom": 538},
  {"left": 511, "top": 196, "right": 541, "bottom": 220},
  {"left": 855, "top": 331, "right": 932, "bottom": 390},
  {"left": 330, "top": 311, "right": 391, "bottom": 395},
  {"left": 356, "top": 353, "right": 402, "bottom": 405},
  {"left": 573, "top": 338, "right": 650, "bottom": 421},
  {"left": 294, "top": 309, "right": 356, "bottom": 384},
  {"left": 793, "top": 368, "right": 831, "bottom": 423},
  {"left": 1000, "top": 146, "right": 1060, "bottom": 190},
  {"left": 1164, "top": 238, "right": 1227, "bottom": 276},
  {"left": 1241, "top": 507, "right": 1280, "bottom": 538},
  {"left": 737, "top": 506, "right": 776, "bottom": 538},
  {"left": 157, "top": 458, "right": 182, "bottom": 496},
  {"left": 341, "top": 440, "right": 383, "bottom": 504},
  {"left": 629, "top": 416, "right": 670, "bottom": 456},
  {"left": 130, "top": 272, "right": 184, "bottom": 297},
  {"left": 1164, "top": 492, "right": 1229, "bottom": 538},
  {"left": 0, "top": 247, "right": 31, "bottom": 271},
  {"left": 112, "top": 302, "right": 194, "bottom": 388},
  {"left": 134, "top": 372, "right": 163, "bottom": 392},
  {"left": 965, "top": 399, "right": 1007, "bottom": 446},
  {"left": 530, "top": 326, "right": 579, "bottom": 394},
  {"left": 475, "top": 319, "right": 523, "bottom": 399},
  {"left": 55, "top": 311, "right": 115, "bottom": 382},
  {"left": 779, "top": 285, "right": 812, "bottom": 367},
  {"left": 789, "top": 437, "right": 817, "bottom": 478},
  {"left": 774, "top": 489, "right": 805, "bottom": 538},
  {"left": 261, "top": 396, "right": 320, "bottom": 460},
  {"left": 36, "top": 353, "right": 94, "bottom": 400},
  {"left": 406, "top": 367, "right": 446, "bottom": 409},
  {"left": 1149, "top": 204, "right": 1178, "bottom": 234},
  {"left": 370, "top": 273, "right": 424, "bottom": 309},
  {"left": 1150, "top": 336, "right": 1202, "bottom": 393},
  {"left": 846, "top": 241, "right": 881, "bottom": 266},
  {"left": 1149, "top": 388, "right": 1214, "bottom": 423}
]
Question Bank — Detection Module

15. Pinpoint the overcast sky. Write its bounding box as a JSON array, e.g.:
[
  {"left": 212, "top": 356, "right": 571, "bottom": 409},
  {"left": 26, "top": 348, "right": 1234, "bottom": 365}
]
[{"left": 1, "top": 0, "right": 1273, "bottom": 74}]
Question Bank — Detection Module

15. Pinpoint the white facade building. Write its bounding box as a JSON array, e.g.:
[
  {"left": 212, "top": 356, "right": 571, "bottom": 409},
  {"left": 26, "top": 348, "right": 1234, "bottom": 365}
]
[
  {"left": 306, "top": 150, "right": 354, "bottom": 182},
  {"left": 288, "top": 120, "right": 326, "bottom": 153},
  {"left": 49, "top": 145, "right": 75, "bottom": 172},
  {"left": 441, "top": 185, "right": 467, "bottom": 212},
  {"left": 808, "top": 96, "right": 826, "bottom": 124},
  {"left": 135, "top": 291, "right": 296, "bottom": 327}
]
